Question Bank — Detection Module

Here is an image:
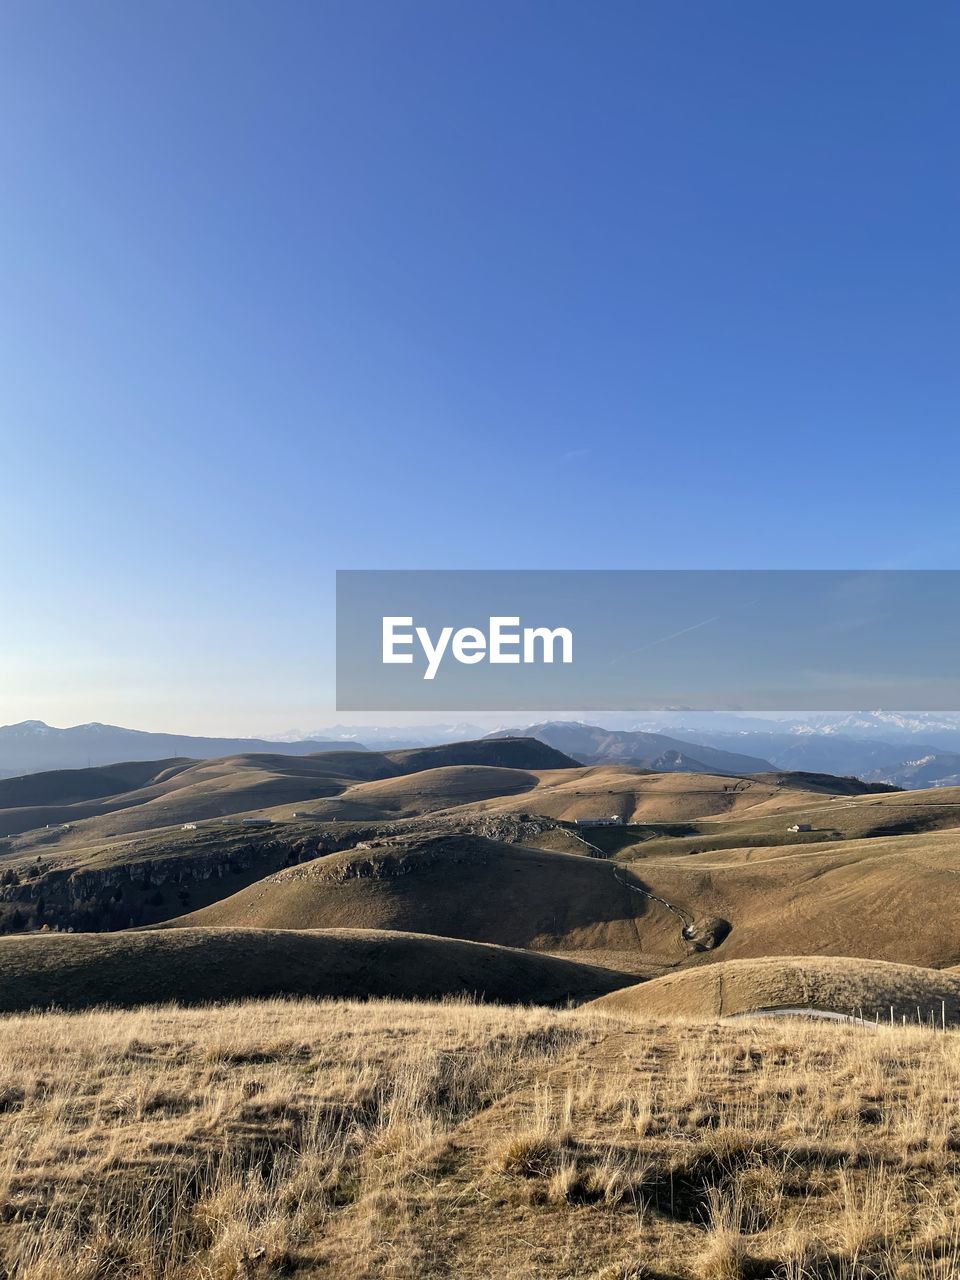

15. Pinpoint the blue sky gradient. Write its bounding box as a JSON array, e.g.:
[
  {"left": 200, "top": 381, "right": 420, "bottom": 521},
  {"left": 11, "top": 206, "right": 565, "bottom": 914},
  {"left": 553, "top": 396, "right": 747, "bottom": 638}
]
[{"left": 1, "top": 1, "right": 957, "bottom": 732}]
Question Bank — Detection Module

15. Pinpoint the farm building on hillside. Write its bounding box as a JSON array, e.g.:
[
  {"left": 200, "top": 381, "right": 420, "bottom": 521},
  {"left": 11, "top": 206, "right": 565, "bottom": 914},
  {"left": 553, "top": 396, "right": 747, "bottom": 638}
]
[
  {"left": 787, "top": 823, "right": 813, "bottom": 833},
  {"left": 241, "top": 817, "right": 273, "bottom": 826},
  {"left": 574, "top": 815, "right": 624, "bottom": 827}
]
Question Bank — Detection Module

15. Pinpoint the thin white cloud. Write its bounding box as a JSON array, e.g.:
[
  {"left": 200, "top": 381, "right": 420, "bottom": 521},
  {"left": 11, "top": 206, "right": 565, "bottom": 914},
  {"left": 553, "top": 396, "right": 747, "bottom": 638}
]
[{"left": 608, "top": 615, "right": 722, "bottom": 665}]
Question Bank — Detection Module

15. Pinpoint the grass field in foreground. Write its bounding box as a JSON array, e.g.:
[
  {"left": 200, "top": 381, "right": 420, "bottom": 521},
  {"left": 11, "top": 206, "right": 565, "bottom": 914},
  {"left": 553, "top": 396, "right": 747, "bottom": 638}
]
[{"left": 2, "top": 999, "right": 959, "bottom": 1278}]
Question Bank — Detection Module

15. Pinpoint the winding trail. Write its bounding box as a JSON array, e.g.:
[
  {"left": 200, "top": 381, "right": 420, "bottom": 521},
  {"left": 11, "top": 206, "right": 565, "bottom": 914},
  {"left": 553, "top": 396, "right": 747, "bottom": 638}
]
[
  {"left": 563, "top": 826, "right": 694, "bottom": 938},
  {"left": 610, "top": 865, "right": 692, "bottom": 932}
]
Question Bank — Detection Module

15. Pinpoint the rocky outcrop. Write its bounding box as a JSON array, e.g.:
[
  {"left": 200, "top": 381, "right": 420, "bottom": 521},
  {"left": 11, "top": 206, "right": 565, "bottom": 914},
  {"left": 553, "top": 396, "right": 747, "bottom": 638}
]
[
  {"left": 0, "top": 813, "right": 564, "bottom": 934},
  {"left": 275, "top": 835, "right": 493, "bottom": 885},
  {"left": 0, "top": 836, "right": 334, "bottom": 933}
]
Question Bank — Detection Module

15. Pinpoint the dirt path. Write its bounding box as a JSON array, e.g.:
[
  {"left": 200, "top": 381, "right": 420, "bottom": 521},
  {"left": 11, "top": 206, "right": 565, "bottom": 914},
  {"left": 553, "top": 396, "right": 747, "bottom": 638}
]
[{"left": 566, "top": 826, "right": 705, "bottom": 958}]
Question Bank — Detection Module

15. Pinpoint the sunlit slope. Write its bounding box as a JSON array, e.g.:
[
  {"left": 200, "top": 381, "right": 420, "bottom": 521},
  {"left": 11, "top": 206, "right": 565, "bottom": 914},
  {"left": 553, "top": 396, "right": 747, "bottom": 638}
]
[
  {"left": 593, "top": 956, "right": 960, "bottom": 1023},
  {"left": 614, "top": 783, "right": 960, "bottom": 859},
  {"left": 167, "top": 834, "right": 687, "bottom": 958},
  {"left": 327, "top": 765, "right": 541, "bottom": 816},
  {"left": 620, "top": 827, "right": 960, "bottom": 968},
  {"left": 0, "top": 752, "right": 395, "bottom": 842},
  {"left": 455, "top": 766, "right": 857, "bottom": 824},
  {"left": 0, "top": 738, "right": 580, "bottom": 844},
  {"left": 269, "top": 761, "right": 907, "bottom": 829}
]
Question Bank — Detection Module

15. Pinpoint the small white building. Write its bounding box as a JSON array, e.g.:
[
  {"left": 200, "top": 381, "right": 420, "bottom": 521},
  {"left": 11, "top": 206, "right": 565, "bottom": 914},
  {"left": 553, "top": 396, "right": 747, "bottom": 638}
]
[
  {"left": 574, "top": 815, "right": 624, "bottom": 827},
  {"left": 181, "top": 823, "right": 198, "bottom": 831},
  {"left": 787, "top": 823, "right": 813, "bottom": 833}
]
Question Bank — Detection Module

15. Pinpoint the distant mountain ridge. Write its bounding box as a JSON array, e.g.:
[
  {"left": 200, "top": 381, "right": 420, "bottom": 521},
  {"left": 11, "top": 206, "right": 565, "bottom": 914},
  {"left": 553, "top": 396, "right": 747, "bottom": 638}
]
[
  {"left": 0, "top": 721, "right": 363, "bottom": 778},
  {"left": 650, "top": 728, "right": 949, "bottom": 780},
  {"left": 865, "top": 753, "right": 960, "bottom": 790},
  {"left": 9, "top": 712, "right": 960, "bottom": 787},
  {"left": 484, "top": 722, "right": 774, "bottom": 774}
]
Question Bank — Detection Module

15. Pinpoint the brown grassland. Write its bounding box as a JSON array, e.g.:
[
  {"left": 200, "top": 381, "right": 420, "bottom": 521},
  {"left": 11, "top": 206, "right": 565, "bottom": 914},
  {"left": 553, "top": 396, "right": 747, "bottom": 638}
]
[
  {"left": 4, "top": 748, "right": 960, "bottom": 1276},
  {"left": 2, "top": 997, "right": 960, "bottom": 1280}
]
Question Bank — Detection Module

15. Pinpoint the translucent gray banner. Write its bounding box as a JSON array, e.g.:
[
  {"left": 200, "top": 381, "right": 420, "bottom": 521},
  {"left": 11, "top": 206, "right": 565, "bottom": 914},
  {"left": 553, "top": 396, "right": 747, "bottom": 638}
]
[{"left": 336, "top": 570, "right": 960, "bottom": 711}]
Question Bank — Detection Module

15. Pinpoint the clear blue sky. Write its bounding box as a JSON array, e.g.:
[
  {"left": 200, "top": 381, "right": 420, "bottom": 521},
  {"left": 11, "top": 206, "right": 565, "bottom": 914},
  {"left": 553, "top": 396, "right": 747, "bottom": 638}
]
[{"left": 1, "top": 1, "right": 957, "bottom": 733}]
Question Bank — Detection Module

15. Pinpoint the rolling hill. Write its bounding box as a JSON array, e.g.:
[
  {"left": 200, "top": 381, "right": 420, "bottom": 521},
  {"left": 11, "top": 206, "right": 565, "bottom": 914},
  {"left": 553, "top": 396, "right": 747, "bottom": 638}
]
[
  {"left": 0, "top": 751, "right": 394, "bottom": 840},
  {"left": 166, "top": 834, "right": 686, "bottom": 959},
  {"left": 160, "top": 796, "right": 960, "bottom": 972},
  {"left": 3, "top": 739, "right": 960, "bottom": 986},
  {"left": 457, "top": 764, "right": 871, "bottom": 825},
  {"left": 1, "top": 747, "right": 936, "bottom": 946},
  {"left": 288, "top": 763, "right": 545, "bottom": 821},
  {"left": 593, "top": 955, "right": 960, "bottom": 1023},
  {"left": 0, "top": 757, "right": 194, "bottom": 808},
  {"left": 611, "top": 826, "right": 960, "bottom": 969},
  {"left": 0, "top": 737, "right": 576, "bottom": 843},
  {"left": 0, "top": 926, "right": 635, "bottom": 1011},
  {"left": 384, "top": 737, "right": 577, "bottom": 773}
]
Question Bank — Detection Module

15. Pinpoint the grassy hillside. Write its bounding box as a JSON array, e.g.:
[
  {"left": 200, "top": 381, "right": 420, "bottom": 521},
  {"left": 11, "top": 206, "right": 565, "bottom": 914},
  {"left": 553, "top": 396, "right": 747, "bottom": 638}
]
[
  {"left": 1, "top": 997, "right": 958, "bottom": 1278},
  {"left": 311, "top": 764, "right": 542, "bottom": 819},
  {"left": 168, "top": 834, "right": 687, "bottom": 958},
  {"left": 0, "top": 738, "right": 578, "bottom": 845},
  {"left": 3, "top": 747, "right": 959, "bottom": 1278},
  {"left": 594, "top": 955, "right": 960, "bottom": 1023},
  {"left": 459, "top": 765, "right": 876, "bottom": 826},
  {"left": 0, "top": 927, "right": 634, "bottom": 1012},
  {"left": 611, "top": 783, "right": 960, "bottom": 860},
  {"left": 0, "top": 758, "right": 193, "bottom": 808},
  {"left": 0, "top": 751, "right": 395, "bottom": 841},
  {"left": 4, "top": 749, "right": 960, "bottom": 980},
  {"left": 616, "top": 827, "right": 960, "bottom": 968}
]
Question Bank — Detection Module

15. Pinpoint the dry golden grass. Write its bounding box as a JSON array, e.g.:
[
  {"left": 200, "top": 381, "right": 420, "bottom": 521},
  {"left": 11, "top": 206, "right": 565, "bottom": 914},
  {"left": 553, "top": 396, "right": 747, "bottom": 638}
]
[
  {"left": 593, "top": 956, "right": 960, "bottom": 1024},
  {"left": 335, "top": 764, "right": 540, "bottom": 815},
  {"left": 1, "top": 998, "right": 960, "bottom": 1278},
  {"left": 0, "top": 926, "right": 633, "bottom": 1011},
  {"left": 0, "top": 753, "right": 384, "bottom": 847},
  {"left": 618, "top": 827, "right": 960, "bottom": 969},
  {"left": 168, "top": 836, "right": 683, "bottom": 956},
  {"left": 472, "top": 765, "right": 836, "bottom": 825}
]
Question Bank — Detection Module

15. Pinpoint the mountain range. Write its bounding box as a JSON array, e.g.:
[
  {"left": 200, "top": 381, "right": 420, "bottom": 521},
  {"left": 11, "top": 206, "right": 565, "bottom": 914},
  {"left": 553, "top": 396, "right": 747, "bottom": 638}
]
[
  {"left": 6, "top": 713, "right": 960, "bottom": 788},
  {"left": 0, "top": 721, "right": 360, "bottom": 778},
  {"left": 489, "top": 717, "right": 960, "bottom": 787},
  {"left": 484, "top": 721, "right": 775, "bottom": 775}
]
